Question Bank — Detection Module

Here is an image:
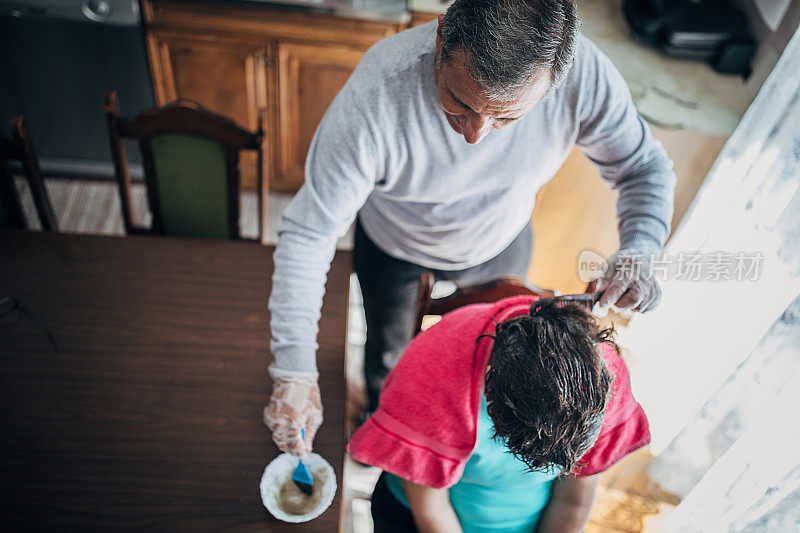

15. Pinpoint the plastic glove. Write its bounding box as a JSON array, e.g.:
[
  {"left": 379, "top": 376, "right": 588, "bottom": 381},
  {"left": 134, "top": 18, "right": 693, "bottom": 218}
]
[
  {"left": 588, "top": 249, "right": 662, "bottom": 315},
  {"left": 263, "top": 364, "right": 322, "bottom": 459}
]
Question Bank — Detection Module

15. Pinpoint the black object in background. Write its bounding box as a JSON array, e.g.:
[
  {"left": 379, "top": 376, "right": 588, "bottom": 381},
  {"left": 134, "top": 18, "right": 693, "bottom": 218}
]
[
  {"left": 623, "top": 0, "right": 755, "bottom": 76},
  {"left": 0, "top": 1, "right": 154, "bottom": 179},
  {"left": 0, "top": 296, "right": 58, "bottom": 353}
]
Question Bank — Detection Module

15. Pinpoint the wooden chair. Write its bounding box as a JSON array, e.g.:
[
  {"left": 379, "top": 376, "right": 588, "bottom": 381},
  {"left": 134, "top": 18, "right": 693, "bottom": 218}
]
[
  {"left": 0, "top": 116, "right": 58, "bottom": 232},
  {"left": 104, "top": 90, "right": 265, "bottom": 241},
  {"left": 413, "top": 272, "right": 557, "bottom": 335}
]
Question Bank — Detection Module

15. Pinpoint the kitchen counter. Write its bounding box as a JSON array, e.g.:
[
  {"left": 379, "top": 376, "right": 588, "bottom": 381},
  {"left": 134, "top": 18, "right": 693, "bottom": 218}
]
[
  {"left": 197, "top": 0, "right": 410, "bottom": 23},
  {"left": 410, "top": 0, "right": 754, "bottom": 136}
]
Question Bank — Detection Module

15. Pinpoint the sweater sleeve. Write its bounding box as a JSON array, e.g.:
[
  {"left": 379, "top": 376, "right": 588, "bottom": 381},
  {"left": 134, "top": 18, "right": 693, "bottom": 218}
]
[
  {"left": 268, "top": 78, "right": 382, "bottom": 372},
  {"left": 575, "top": 38, "right": 676, "bottom": 254}
]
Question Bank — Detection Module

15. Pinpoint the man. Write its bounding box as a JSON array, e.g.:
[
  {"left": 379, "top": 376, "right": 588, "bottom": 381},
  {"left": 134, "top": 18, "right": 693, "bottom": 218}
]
[{"left": 264, "top": 0, "right": 675, "bottom": 457}]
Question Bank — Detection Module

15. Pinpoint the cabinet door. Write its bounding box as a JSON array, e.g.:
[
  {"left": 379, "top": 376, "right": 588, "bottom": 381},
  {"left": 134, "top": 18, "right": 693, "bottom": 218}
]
[
  {"left": 146, "top": 30, "right": 269, "bottom": 188},
  {"left": 274, "top": 41, "right": 365, "bottom": 192}
]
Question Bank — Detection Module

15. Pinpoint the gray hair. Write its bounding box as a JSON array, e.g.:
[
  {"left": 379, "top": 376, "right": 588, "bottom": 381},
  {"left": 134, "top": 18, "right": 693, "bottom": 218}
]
[{"left": 440, "top": 0, "right": 581, "bottom": 100}]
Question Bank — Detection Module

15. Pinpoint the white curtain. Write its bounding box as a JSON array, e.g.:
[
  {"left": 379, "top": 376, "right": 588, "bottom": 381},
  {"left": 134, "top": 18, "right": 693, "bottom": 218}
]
[{"left": 617, "top": 27, "right": 800, "bottom": 532}]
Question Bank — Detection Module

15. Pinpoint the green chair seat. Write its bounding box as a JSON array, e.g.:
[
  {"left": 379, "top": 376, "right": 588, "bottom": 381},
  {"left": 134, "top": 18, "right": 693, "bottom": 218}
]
[{"left": 150, "top": 133, "right": 229, "bottom": 240}]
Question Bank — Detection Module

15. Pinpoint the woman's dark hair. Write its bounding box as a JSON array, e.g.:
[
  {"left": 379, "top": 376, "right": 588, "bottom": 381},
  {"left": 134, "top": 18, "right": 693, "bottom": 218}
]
[{"left": 483, "top": 299, "right": 616, "bottom": 475}]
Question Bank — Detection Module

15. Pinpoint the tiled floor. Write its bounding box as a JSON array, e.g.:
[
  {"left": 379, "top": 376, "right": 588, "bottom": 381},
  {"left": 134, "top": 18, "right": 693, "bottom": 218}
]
[
  {"left": 15, "top": 177, "right": 677, "bottom": 532},
  {"left": 343, "top": 274, "right": 381, "bottom": 533},
  {"left": 13, "top": 176, "right": 354, "bottom": 248}
]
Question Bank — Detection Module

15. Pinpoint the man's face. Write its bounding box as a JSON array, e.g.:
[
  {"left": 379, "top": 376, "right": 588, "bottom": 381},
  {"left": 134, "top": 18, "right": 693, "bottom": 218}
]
[{"left": 434, "top": 16, "right": 552, "bottom": 144}]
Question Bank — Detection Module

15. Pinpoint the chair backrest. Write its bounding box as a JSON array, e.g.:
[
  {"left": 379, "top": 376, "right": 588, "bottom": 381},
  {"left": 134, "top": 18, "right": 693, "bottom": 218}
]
[
  {"left": 0, "top": 116, "right": 58, "bottom": 232},
  {"left": 413, "top": 272, "right": 556, "bottom": 335},
  {"left": 104, "top": 90, "right": 265, "bottom": 240},
  {"left": 0, "top": 138, "right": 25, "bottom": 229}
]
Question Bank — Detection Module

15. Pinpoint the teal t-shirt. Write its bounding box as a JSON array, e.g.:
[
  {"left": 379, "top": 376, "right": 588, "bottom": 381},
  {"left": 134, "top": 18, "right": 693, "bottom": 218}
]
[{"left": 384, "top": 395, "right": 561, "bottom": 533}]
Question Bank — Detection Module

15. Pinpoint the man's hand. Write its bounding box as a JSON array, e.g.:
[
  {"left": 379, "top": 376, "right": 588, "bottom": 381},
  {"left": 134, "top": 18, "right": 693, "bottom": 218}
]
[
  {"left": 588, "top": 249, "right": 662, "bottom": 315},
  {"left": 263, "top": 365, "right": 323, "bottom": 459}
]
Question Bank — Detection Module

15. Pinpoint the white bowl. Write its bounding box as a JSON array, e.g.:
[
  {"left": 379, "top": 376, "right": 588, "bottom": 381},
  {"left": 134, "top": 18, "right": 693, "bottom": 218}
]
[{"left": 259, "top": 452, "right": 337, "bottom": 523}]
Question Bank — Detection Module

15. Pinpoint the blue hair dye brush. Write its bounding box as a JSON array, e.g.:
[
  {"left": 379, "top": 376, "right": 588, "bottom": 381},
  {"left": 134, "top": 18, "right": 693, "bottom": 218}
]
[{"left": 291, "top": 428, "right": 314, "bottom": 496}]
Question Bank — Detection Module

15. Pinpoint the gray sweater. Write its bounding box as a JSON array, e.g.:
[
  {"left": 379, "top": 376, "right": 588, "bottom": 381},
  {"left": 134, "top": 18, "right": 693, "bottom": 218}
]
[{"left": 269, "top": 21, "right": 676, "bottom": 372}]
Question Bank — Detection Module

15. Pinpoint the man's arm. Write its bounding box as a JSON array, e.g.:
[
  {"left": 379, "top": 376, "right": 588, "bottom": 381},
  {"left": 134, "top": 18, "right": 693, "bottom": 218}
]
[
  {"left": 576, "top": 39, "right": 676, "bottom": 255},
  {"left": 575, "top": 39, "right": 676, "bottom": 312},
  {"left": 264, "top": 76, "right": 383, "bottom": 456},
  {"left": 402, "top": 479, "right": 464, "bottom": 533},
  {"left": 536, "top": 475, "right": 599, "bottom": 533}
]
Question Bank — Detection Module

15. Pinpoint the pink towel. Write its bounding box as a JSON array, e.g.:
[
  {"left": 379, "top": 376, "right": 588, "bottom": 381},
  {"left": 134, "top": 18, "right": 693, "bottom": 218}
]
[{"left": 347, "top": 295, "right": 650, "bottom": 488}]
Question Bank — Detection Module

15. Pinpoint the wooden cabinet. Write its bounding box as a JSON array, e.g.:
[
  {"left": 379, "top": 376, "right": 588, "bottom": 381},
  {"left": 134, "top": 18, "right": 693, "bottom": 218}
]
[
  {"left": 275, "top": 41, "right": 364, "bottom": 191},
  {"left": 147, "top": 30, "right": 269, "bottom": 187},
  {"left": 142, "top": 0, "right": 403, "bottom": 192},
  {"left": 147, "top": 32, "right": 268, "bottom": 134},
  {"left": 409, "top": 11, "right": 438, "bottom": 27}
]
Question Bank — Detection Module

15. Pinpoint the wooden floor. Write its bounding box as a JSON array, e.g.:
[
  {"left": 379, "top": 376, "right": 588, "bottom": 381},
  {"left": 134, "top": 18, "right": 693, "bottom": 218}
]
[{"left": 588, "top": 448, "right": 680, "bottom": 533}]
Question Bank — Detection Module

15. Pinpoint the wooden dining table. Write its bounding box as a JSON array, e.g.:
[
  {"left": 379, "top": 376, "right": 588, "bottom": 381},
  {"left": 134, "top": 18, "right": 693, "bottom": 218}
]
[{"left": 0, "top": 229, "right": 351, "bottom": 531}]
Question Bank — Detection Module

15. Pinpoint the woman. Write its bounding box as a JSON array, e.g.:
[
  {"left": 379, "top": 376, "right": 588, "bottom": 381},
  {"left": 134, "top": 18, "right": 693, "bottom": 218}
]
[{"left": 348, "top": 295, "right": 650, "bottom": 532}]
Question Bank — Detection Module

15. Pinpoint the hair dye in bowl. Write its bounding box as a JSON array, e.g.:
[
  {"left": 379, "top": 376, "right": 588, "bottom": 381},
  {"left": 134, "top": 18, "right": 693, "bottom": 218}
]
[
  {"left": 261, "top": 453, "right": 337, "bottom": 523},
  {"left": 278, "top": 472, "right": 323, "bottom": 515}
]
